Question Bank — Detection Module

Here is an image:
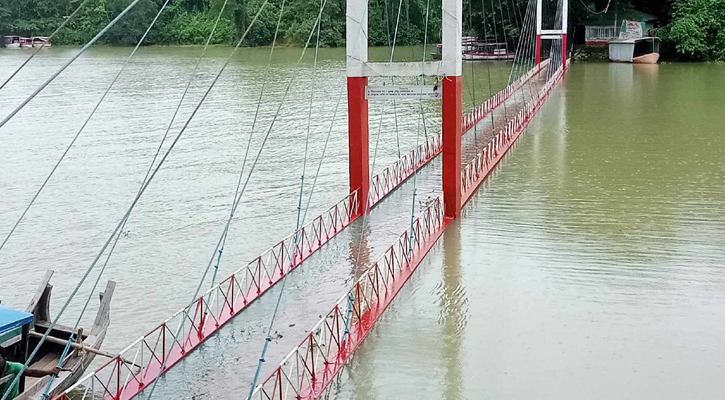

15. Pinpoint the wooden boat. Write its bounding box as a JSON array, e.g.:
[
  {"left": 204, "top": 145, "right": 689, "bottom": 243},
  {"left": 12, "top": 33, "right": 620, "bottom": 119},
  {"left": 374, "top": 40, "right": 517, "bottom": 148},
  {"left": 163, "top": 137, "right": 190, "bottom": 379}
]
[
  {"left": 31, "top": 37, "right": 51, "bottom": 48},
  {"left": 633, "top": 52, "right": 659, "bottom": 64},
  {"left": 3, "top": 36, "right": 21, "bottom": 49},
  {"left": 0, "top": 271, "right": 116, "bottom": 400},
  {"left": 609, "top": 37, "right": 660, "bottom": 64}
]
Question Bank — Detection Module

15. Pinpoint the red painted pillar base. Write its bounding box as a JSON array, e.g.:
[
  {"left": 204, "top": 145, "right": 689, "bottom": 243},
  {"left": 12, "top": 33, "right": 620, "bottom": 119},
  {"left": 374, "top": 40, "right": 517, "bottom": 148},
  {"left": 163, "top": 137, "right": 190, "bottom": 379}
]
[
  {"left": 535, "top": 34, "right": 542, "bottom": 65},
  {"left": 347, "top": 76, "right": 369, "bottom": 217},
  {"left": 442, "top": 75, "right": 462, "bottom": 220},
  {"left": 561, "top": 33, "right": 568, "bottom": 69}
]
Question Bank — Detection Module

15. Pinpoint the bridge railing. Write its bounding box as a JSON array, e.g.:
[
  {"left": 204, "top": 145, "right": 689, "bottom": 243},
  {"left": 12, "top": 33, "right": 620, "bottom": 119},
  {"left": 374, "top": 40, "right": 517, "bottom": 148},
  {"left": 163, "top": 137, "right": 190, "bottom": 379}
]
[
  {"left": 53, "top": 191, "right": 359, "bottom": 400},
  {"left": 585, "top": 25, "right": 618, "bottom": 43},
  {"left": 53, "top": 61, "right": 551, "bottom": 400},
  {"left": 369, "top": 60, "right": 549, "bottom": 208},
  {"left": 368, "top": 132, "right": 442, "bottom": 207},
  {"left": 461, "top": 60, "right": 568, "bottom": 203},
  {"left": 250, "top": 197, "right": 445, "bottom": 400},
  {"left": 462, "top": 59, "right": 549, "bottom": 132}
]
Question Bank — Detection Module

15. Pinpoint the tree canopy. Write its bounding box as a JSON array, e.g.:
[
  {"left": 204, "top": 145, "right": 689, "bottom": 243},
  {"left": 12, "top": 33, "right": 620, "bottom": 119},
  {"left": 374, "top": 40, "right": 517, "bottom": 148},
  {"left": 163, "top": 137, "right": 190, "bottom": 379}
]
[{"left": 0, "top": 0, "right": 723, "bottom": 60}]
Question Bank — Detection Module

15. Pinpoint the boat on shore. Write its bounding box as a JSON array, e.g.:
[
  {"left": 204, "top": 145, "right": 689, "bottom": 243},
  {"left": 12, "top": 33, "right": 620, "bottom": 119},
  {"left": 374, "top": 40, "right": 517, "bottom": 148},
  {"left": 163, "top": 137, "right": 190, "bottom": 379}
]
[
  {"left": 31, "top": 37, "right": 52, "bottom": 48},
  {"left": 462, "top": 41, "right": 515, "bottom": 60},
  {"left": 3, "top": 36, "right": 21, "bottom": 49},
  {"left": 431, "top": 37, "right": 515, "bottom": 61},
  {"left": 609, "top": 37, "right": 660, "bottom": 64},
  {"left": 0, "top": 271, "right": 116, "bottom": 400}
]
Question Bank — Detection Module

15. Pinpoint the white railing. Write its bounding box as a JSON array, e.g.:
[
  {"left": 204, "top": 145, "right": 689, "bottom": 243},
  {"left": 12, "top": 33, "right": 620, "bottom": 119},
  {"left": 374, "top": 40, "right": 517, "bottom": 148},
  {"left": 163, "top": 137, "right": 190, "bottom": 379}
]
[{"left": 586, "top": 25, "right": 618, "bottom": 42}]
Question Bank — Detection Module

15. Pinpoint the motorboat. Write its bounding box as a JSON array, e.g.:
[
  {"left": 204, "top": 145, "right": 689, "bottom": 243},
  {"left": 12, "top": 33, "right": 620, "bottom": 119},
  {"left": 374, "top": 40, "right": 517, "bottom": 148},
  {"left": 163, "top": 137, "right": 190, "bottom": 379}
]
[
  {"left": 431, "top": 38, "right": 515, "bottom": 61},
  {"left": 609, "top": 37, "right": 660, "bottom": 64},
  {"left": 31, "top": 37, "right": 51, "bottom": 48},
  {"left": 3, "top": 36, "right": 21, "bottom": 49}
]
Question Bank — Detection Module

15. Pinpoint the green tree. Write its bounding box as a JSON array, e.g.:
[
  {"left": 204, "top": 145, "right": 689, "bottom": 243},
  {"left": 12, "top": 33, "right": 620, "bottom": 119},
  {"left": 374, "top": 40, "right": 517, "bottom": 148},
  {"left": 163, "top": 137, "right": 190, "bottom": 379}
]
[{"left": 662, "top": 0, "right": 725, "bottom": 60}]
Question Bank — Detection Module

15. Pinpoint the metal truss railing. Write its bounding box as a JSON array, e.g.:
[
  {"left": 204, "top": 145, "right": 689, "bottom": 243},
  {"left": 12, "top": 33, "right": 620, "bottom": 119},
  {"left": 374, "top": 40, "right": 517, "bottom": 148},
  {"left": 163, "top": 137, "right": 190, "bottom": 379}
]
[
  {"left": 250, "top": 197, "right": 445, "bottom": 400},
  {"left": 369, "top": 60, "right": 548, "bottom": 208},
  {"left": 53, "top": 191, "right": 359, "bottom": 400},
  {"left": 461, "top": 59, "right": 549, "bottom": 132},
  {"left": 367, "top": 132, "right": 442, "bottom": 207},
  {"left": 52, "top": 61, "right": 553, "bottom": 400},
  {"left": 461, "top": 59, "right": 568, "bottom": 204}
]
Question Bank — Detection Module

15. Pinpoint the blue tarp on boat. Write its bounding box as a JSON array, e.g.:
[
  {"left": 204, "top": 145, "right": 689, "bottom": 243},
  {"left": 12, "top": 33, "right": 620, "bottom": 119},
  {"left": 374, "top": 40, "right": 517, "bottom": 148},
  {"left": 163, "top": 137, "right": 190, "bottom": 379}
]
[{"left": 0, "top": 305, "right": 33, "bottom": 334}]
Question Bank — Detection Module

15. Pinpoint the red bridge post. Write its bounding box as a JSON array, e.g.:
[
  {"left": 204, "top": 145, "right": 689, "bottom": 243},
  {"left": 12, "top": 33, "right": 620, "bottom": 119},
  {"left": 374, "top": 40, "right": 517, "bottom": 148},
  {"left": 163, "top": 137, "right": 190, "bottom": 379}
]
[
  {"left": 347, "top": 77, "right": 369, "bottom": 217},
  {"left": 346, "top": 0, "right": 369, "bottom": 218},
  {"left": 442, "top": 76, "right": 461, "bottom": 220},
  {"left": 441, "top": 0, "right": 462, "bottom": 220}
]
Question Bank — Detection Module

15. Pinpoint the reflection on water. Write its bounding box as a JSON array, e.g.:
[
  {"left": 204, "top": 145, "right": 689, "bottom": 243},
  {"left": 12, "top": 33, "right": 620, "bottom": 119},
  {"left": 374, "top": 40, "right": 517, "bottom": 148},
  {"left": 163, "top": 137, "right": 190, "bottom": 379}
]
[
  {"left": 440, "top": 219, "right": 465, "bottom": 400},
  {"left": 335, "top": 63, "right": 725, "bottom": 399}
]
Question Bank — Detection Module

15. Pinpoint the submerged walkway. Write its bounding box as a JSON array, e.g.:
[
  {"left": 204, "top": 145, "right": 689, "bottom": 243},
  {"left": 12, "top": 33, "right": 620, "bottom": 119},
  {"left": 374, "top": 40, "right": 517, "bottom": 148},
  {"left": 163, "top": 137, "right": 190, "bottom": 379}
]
[{"left": 126, "top": 73, "right": 550, "bottom": 400}]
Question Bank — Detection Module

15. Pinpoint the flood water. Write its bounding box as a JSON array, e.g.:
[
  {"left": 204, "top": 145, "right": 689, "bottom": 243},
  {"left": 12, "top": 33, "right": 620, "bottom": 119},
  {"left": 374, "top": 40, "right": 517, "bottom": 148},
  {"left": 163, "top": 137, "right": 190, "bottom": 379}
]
[{"left": 1, "top": 46, "right": 724, "bottom": 400}]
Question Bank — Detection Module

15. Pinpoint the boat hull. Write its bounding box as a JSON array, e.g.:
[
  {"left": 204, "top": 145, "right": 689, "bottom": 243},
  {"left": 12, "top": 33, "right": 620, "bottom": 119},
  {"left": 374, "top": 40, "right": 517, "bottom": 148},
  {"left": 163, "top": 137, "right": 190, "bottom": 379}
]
[
  {"left": 33, "top": 43, "right": 51, "bottom": 48},
  {"left": 5, "top": 43, "right": 20, "bottom": 49},
  {"left": 6, "top": 272, "right": 116, "bottom": 400},
  {"left": 633, "top": 52, "right": 659, "bottom": 64}
]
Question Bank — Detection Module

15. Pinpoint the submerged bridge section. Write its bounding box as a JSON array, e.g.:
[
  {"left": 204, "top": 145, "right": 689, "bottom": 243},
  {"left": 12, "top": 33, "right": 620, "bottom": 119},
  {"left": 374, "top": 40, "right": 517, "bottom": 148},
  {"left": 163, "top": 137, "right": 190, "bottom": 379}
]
[{"left": 51, "top": 0, "right": 570, "bottom": 399}]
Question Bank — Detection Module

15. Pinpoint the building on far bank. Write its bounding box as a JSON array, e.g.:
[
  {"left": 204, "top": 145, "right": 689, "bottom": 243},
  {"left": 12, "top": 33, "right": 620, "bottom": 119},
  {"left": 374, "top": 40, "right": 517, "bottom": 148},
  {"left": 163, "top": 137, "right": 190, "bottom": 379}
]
[{"left": 573, "top": 8, "right": 660, "bottom": 46}]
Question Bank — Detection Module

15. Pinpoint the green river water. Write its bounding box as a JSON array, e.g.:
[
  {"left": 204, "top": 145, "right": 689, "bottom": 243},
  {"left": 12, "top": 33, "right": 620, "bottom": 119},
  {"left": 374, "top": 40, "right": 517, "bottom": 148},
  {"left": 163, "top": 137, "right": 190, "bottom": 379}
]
[{"left": 1, "top": 47, "right": 723, "bottom": 399}]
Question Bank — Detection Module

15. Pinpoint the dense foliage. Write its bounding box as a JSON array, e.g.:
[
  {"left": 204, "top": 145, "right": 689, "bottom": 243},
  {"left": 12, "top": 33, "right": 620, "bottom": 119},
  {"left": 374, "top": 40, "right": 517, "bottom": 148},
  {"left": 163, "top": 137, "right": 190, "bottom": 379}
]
[
  {"left": 0, "top": 0, "right": 723, "bottom": 60},
  {"left": 660, "top": 0, "right": 725, "bottom": 60},
  {"left": 0, "top": 0, "right": 530, "bottom": 47}
]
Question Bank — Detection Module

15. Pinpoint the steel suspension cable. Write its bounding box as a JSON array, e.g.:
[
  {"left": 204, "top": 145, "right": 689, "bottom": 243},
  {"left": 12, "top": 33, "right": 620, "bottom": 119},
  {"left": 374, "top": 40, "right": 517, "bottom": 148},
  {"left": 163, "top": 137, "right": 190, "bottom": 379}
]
[
  {"left": 205, "top": 0, "right": 280, "bottom": 294},
  {"left": 0, "top": 0, "right": 144, "bottom": 132},
  {"left": 408, "top": 0, "right": 432, "bottom": 252},
  {"left": 0, "top": 4, "right": 181, "bottom": 399},
  {"left": 480, "top": 0, "right": 497, "bottom": 130},
  {"left": 245, "top": 2, "right": 329, "bottom": 396},
  {"left": 0, "top": 0, "right": 174, "bottom": 257},
  {"left": 490, "top": 0, "right": 510, "bottom": 121},
  {"left": 509, "top": 0, "right": 536, "bottom": 101},
  {"left": 299, "top": 86, "right": 346, "bottom": 227},
  {"left": 0, "top": 0, "right": 92, "bottom": 92},
  {"left": 5, "top": 5, "right": 268, "bottom": 400},
  {"left": 501, "top": 0, "right": 525, "bottom": 107},
  {"left": 389, "top": 0, "right": 406, "bottom": 159}
]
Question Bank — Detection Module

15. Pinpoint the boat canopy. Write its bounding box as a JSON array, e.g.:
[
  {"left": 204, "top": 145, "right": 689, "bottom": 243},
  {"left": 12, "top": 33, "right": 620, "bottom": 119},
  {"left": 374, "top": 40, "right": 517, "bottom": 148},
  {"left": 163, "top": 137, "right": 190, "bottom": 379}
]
[{"left": 0, "top": 305, "right": 33, "bottom": 334}]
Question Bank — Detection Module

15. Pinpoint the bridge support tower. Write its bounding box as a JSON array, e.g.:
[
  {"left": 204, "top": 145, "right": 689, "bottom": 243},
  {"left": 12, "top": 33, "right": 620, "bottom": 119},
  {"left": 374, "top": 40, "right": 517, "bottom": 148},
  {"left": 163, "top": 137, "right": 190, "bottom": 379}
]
[
  {"left": 345, "top": 0, "right": 464, "bottom": 219},
  {"left": 535, "top": 0, "right": 569, "bottom": 65}
]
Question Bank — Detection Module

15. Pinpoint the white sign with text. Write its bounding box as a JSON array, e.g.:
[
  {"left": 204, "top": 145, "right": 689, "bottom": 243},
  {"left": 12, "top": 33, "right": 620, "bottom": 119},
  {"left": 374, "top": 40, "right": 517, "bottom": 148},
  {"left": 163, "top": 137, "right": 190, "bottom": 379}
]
[{"left": 366, "top": 85, "right": 442, "bottom": 100}]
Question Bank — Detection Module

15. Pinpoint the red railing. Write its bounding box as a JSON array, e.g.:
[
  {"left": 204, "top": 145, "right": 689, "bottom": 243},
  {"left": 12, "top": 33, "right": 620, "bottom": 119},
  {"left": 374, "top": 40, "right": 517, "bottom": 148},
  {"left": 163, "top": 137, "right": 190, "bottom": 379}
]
[
  {"left": 53, "top": 192, "right": 359, "bottom": 400},
  {"left": 368, "top": 61, "right": 548, "bottom": 207},
  {"left": 52, "top": 62, "right": 552, "bottom": 400},
  {"left": 461, "top": 60, "right": 569, "bottom": 204},
  {"left": 461, "top": 59, "right": 549, "bottom": 132},
  {"left": 250, "top": 61, "right": 568, "bottom": 400},
  {"left": 250, "top": 197, "right": 446, "bottom": 400}
]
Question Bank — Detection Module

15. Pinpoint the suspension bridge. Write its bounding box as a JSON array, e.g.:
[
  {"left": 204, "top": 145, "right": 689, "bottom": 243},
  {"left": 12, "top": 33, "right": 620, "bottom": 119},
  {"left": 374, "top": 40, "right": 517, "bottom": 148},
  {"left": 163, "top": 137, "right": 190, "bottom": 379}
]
[{"left": 0, "top": 0, "right": 570, "bottom": 399}]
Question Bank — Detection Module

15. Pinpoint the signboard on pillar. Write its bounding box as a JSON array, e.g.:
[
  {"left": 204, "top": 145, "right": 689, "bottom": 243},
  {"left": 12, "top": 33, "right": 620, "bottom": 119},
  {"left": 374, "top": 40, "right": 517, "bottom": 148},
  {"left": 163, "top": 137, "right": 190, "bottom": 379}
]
[{"left": 366, "top": 85, "right": 442, "bottom": 100}]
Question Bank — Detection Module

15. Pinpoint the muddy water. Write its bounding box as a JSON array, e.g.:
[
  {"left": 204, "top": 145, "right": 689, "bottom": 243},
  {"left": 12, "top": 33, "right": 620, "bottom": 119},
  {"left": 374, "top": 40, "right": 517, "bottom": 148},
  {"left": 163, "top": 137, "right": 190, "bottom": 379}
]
[
  {"left": 336, "top": 63, "right": 725, "bottom": 399},
  {"left": 0, "top": 45, "right": 510, "bottom": 398},
  {"left": 3, "top": 46, "right": 722, "bottom": 400}
]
